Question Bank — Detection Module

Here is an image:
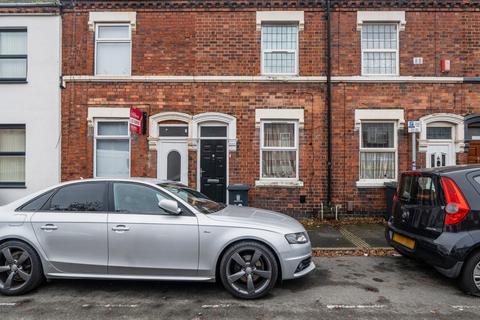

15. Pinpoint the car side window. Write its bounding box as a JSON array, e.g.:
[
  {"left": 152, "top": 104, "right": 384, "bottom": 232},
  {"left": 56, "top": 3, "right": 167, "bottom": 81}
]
[
  {"left": 47, "top": 182, "right": 107, "bottom": 212},
  {"left": 113, "top": 182, "right": 171, "bottom": 215},
  {"left": 18, "top": 189, "right": 56, "bottom": 212}
]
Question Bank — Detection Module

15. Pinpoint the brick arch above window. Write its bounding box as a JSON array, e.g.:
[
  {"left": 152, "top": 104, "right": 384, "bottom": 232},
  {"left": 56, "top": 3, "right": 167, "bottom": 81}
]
[
  {"left": 148, "top": 112, "right": 192, "bottom": 151},
  {"left": 418, "top": 113, "right": 465, "bottom": 153}
]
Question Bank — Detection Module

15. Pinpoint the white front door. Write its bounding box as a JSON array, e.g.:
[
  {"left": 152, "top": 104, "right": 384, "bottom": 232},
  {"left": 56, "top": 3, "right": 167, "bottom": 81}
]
[
  {"left": 426, "top": 144, "right": 455, "bottom": 168},
  {"left": 157, "top": 140, "right": 188, "bottom": 184}
]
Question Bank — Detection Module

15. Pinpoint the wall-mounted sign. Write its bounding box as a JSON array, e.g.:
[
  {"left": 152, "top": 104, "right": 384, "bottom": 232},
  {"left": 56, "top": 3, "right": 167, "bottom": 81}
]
[
  {"left": 408, "top": 120, "right": 421, "bottom": 133},
  {"left": 130, "top": 107, "right": 147, "bottom": 134}
]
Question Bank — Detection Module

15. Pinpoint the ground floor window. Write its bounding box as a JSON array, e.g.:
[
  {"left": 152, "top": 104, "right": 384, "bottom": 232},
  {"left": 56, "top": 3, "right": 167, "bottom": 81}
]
[
  {"left": 260, "top": 121, "right": 298, "bottom": 179},
  {"left": 0, "top": 124, "right": 26, "bottom": 187},
  {"left": 359, "top": 122, "right": 396, "bottom": 180},
  {"left": 94, "top": 120, "right": 130, "bottom": 178}
]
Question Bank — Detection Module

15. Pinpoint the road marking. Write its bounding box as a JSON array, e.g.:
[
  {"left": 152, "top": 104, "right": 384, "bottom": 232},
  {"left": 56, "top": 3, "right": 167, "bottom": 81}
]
[
  {"left": 327, "top": 304, "right": 385, "bottom": 310},
  {"left": 202, "top": 304, "right": 230, "bottom": 309},
  {"left": 0, "top": 303, "right": 16, "bottom": 307},
  {"left": 338, "top": 226, "right": 372, "bottom": 249},
  {"left": 82, "top": 304, "right": 139, "bottom": 308},
  {"left": 452, "top": 305, "right": 480, "bottom": 311}
]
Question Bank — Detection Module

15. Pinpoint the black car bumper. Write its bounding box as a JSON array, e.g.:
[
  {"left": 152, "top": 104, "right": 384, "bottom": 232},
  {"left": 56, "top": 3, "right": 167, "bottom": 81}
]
[{"left": 386, "top": 222, "right": 474, "bottom": 278}]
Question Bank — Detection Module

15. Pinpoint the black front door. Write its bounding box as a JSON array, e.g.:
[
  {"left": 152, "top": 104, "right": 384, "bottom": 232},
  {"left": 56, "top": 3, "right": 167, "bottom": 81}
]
[{"left": 200, "top": 139, "right": 227, "bottom": 203}]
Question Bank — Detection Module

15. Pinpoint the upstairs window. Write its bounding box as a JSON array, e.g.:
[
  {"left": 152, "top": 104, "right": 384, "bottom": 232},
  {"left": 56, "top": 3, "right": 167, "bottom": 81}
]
[
  {"left": 0, "top": 29, "right": 27, "bottom": 81},
  {"left": 261, "top": 24, "right": 298, "bottom": 75},
  {"left": 95, "top": 24, "right": 131, "bottom": 76},
  {"left": 361, "top": 23, "right": 398, "bottom": 76}
]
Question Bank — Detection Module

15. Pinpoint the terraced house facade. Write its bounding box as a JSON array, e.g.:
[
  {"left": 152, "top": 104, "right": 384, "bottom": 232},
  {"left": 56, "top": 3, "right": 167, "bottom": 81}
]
[{"left": 59, "top": 0, "right": 480, "bottom": 216}]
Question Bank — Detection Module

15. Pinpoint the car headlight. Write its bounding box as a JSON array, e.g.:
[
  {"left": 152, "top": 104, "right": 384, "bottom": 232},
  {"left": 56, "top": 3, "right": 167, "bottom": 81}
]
[{"left": 285, "top": 232, "right": 309, "bottom": 244}]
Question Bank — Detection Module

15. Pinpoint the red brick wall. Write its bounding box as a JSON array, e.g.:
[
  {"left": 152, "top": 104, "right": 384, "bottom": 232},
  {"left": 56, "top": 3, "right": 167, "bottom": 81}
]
[
  {"left": 62, "top": 10, "right": 326, "bottom": 76},
  {"left": 331, "top": 10, "right": 480, "bottom": 77},
  {"left": 331, "top": 83, "right": 480, "bottom": 213},
  {"left": 60, "top": 3, "right": 480, "bottom": 216},
  {"left": 61, "top": 82, "right": 326, "bottom": 216}
]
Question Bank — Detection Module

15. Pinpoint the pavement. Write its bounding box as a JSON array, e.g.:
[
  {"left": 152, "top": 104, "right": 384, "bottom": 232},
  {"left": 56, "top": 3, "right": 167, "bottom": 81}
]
[
  {"left": 307, "top": 223, "right": 391, "bottom": 250},
  {"left": 0, "top": 256, "right": 479, "bottom": 319}
]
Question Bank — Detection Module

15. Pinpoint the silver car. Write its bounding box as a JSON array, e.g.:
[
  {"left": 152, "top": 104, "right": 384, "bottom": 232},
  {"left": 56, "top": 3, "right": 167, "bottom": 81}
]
[{"left": 0, "top": 179, "right": 314, "bottom": 299}]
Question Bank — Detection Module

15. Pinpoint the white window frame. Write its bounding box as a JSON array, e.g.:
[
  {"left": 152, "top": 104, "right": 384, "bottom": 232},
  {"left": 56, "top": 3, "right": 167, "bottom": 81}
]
[
  {"left": 358, "top": 120, "right": 398, "bottom": 187},
  {"left": 260, "top": 23, "right": 299, "bottom": 76},
  {"left": 93, "top": 118, "right": 131, "bottom": 178},
  {"left": 259, "top": 120, "right": 299, "bottom": 181},
  {"left": 361, "top": 23, "right": 400, "bottom": 76},
  {"left": 94, "top": 23, "right": 132, "bottom": 76}
]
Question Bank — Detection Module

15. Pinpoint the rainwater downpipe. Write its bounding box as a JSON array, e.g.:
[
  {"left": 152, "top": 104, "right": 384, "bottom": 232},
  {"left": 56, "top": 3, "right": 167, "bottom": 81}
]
[{"left": 325, "top": 0, "right": 333, "bottom": 205}]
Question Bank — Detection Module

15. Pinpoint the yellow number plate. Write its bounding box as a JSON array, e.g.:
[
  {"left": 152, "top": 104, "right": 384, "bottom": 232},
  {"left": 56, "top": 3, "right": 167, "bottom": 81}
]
[{"left": 392, "top": 233, "right": 416, "bottom": 250}]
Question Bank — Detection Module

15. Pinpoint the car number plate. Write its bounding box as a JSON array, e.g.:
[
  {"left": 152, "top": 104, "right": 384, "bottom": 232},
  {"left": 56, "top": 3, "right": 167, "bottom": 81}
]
[{"left": 392, "top": 233, "right": 416, "bottom": 250}]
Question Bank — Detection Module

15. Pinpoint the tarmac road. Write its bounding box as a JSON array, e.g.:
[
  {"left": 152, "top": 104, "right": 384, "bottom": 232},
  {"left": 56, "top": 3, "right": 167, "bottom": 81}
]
[{"left": 0, "top": 256, "right": 479, "bottom": 319}]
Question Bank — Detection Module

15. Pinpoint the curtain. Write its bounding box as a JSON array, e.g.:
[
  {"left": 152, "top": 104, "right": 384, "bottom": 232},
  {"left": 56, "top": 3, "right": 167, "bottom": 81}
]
[
  {"left": 0, "top": 59, "right": 27, "bottom": 79},
  {"left": 96, "top": 140, "right": 129, "bottom": 178},
  {"left": 96, "top": 42, "right": 131, "bottom": 75},
  {"left": 360, "top": 152, "right": 395, "bottom": 179},
  {"left": 97, "top": 121, "right": 128, "bottom": 136},
  {"left": 0, "top": 156, "right": 25, "bottom": 182},
  {"left": 0, "top": 129, "right": 25, "bottom": 152},
  {"left": 0, "top": 31, "right": 27, "bottom": 55},
  {"left": 262, "top": 151, "right": 296, "bottom": 178},
  {"left": 264, "top": 123, "right": 295, "bottom": 147}
]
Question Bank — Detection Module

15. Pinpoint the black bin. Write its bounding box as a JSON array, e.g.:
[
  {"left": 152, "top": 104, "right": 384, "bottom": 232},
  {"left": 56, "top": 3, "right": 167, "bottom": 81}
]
[
  {"left": 227, "top": 184, "right": 250, "bottom": 206},
  {"left": 384, "top": 181, "right": 398, "bottom": 220}
]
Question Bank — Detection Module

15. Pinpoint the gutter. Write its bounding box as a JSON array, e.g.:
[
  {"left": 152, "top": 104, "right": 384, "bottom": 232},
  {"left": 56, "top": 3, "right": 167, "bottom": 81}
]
[
  {"left": 0, "top": 1, "right": 60, "bottom": 7},
  {"left": 325, "top": 0, "right": 333, "bottom": 205},
  {"left": 463, "top": 77, "right": 480, "bottom": 84}
]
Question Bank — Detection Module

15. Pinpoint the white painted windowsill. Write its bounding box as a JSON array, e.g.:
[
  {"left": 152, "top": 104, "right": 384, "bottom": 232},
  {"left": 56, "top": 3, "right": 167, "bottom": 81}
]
[
  {"left": 356, "top": 180, "right": 396, "bottom": 188},
  {"left": 255, "top": 180, "right": 304, "bottom": 188}
]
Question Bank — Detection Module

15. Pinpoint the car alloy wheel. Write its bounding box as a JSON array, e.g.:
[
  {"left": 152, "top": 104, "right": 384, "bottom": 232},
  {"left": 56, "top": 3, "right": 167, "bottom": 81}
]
[
  {"left": 0, "top": 246, "right": 33, "bottom": 292},
  {"left": 226, "top": 249, "right": 272, "bottom": 296},
  {"left": 474, "top": 261, "right": 480, "bottom": 291},
  {"left": 220, "top": 241, "right": 278, "bottom": 299}
]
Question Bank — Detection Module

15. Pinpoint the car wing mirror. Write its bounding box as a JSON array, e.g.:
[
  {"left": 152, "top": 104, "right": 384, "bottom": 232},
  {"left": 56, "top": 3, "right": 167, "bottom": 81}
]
[{"left": 158, "top": 199, "right": 182, "bottom": 215}]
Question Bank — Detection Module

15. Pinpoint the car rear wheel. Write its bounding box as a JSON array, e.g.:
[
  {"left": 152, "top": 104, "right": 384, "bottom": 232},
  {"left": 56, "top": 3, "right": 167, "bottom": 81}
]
[
  {"left": 0, "top": 241, "right": 43, "bottom": 296},
  {"left": 219, "top": 241, "right": 278, "bottom": 299},
  {"left": 459, "top": 251, "right": 480, "bottom": 297}
]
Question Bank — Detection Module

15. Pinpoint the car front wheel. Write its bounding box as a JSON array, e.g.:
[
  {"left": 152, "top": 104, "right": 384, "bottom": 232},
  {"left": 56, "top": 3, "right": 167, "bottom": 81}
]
[
  {"left": 0, "top": 241, "right": 43, "bottom": 296},
  {"left": 459, "top": 250, "right": 480, "bottom": 297},
  {"left": 219, "top": 241, "right": 278, "bottom": 299}
]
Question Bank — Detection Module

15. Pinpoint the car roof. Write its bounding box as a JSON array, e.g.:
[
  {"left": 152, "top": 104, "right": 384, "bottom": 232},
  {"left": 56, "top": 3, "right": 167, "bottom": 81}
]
[{"left": 410, "top": 165, "right": 480, "bottom": 175}]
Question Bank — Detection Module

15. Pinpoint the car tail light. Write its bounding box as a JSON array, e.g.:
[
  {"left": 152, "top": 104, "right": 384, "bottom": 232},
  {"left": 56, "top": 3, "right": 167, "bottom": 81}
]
[{"left": 441, "top": 176, "right": 470, "bottom": 225}]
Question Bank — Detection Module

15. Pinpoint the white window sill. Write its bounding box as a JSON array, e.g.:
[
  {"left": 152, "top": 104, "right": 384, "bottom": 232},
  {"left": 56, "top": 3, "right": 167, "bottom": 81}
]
[
  {"left": 255, "top": 179, "right": 304, "bottom": 188},
  {"left": 356, "top": 180, "right": 396, "bottom": 188}
]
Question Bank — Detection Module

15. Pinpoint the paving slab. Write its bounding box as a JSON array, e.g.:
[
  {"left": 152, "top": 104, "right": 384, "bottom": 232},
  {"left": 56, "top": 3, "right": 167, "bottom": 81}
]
[
  {"left": 307, "top": 225, "right": 356, "bottom": 248},
  {"left": 342, "top": 224, "right": 390, "bottom": 248}
]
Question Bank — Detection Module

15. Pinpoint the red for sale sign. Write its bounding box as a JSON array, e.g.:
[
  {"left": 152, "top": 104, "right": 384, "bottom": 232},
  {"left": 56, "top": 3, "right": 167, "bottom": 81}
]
[{"left": 129, "top": 107, "right": 143, "bottom": 134}]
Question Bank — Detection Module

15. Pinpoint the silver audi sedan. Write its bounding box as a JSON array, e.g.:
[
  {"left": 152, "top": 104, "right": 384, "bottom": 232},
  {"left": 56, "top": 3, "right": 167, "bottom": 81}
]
[{"left": 0, "top": 179, "right": 314, "bottom": 299}]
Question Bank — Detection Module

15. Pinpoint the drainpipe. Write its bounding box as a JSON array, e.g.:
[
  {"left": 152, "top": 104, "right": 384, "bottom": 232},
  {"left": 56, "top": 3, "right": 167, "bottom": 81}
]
[{"left": 325, "top": 0, "right": 333, "bottom": 205}]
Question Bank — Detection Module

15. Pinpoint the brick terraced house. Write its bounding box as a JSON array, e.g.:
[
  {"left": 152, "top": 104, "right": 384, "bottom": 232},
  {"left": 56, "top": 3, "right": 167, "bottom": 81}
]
[{"left": 60, "top": 0, "right": 480, "bottom": 216}]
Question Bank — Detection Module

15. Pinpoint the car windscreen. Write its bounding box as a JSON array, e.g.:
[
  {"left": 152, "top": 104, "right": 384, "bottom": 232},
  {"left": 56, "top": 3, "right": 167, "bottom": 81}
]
[
  {"left": 398, "top": 174, "right": 439, "bottom": 206},
  {"left": 159, "top": 184, "right": 226, "bottom": 214}
]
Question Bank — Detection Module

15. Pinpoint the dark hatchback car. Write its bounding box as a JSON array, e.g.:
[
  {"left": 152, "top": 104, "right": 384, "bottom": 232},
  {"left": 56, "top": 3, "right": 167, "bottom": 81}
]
[{"left": 386, "top": 165, "right": 480, "bottom": 296}]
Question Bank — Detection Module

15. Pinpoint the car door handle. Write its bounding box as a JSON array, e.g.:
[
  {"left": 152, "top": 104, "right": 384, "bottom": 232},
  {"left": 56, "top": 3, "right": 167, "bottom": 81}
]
[
  {"left": 112, "top": 225, "right": 130, "bottom": 232},
  {"left": 40, "top": 224, "right": 58, "bottom": 231}
]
